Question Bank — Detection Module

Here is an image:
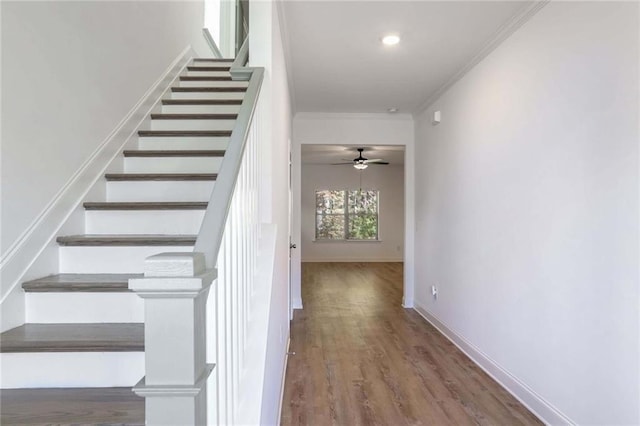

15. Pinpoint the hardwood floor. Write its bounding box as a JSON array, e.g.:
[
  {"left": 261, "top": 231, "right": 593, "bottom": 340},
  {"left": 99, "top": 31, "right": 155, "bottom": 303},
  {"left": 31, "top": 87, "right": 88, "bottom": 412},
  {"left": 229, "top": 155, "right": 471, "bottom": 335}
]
[{"left": 281, "top": 262, "right": 542, "bottom": 426}]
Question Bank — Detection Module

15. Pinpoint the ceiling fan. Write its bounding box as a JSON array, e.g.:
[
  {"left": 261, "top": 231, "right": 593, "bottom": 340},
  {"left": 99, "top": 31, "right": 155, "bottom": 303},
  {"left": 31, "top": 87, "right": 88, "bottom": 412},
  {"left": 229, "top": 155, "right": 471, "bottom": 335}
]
[{"left": 331, "top": 148, "right": 389, "bottom": 170}]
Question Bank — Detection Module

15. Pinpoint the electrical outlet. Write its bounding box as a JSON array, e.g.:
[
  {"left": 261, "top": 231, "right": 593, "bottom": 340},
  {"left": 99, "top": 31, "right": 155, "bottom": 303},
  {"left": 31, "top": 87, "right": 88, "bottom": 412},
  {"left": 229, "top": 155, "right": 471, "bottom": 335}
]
[{"left": 431, "top": 285, "right": 438, "bottom": 299}]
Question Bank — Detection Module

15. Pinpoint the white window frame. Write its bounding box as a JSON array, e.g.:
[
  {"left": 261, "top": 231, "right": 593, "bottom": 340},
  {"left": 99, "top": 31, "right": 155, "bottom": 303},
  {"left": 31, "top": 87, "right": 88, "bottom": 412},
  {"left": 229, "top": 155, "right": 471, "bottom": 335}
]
[{"left": 314, "top": 189, "right": 380, "bottom": 241}]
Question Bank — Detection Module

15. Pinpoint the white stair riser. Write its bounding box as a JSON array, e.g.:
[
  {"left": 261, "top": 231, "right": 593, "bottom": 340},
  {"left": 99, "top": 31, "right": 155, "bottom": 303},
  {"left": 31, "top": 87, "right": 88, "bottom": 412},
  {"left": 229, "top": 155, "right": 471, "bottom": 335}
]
[
  {"left": 26, "top": 293, "right": 144, "bottom": 323},
  {"left": 1, "top": 353, "right": 144, "bottom": 388},
  {"left": 107, "top": 181, "right": 214, "bottom": 202},
  {"left": 178, "top": 80, "right": 249, "bottom": 88},
  {"left": 170, "top": 91, "right": 245, "bottom": 100},
  {"left": 185, "top": 71, "right": 230, "bottom": 77},
  {"left": 138, "top": 136, "right": 229, "bottom": 151},
  {"left": 161, "top": 104, "right": 241, "bottom": 114},
  {"left": 86, "top": 210, "right": 205, "bottom": 234},
  {"left": 123, "top": 157, "right": 223, "bottom": 173},
  {"left": 150, "top": 119, "right": 235, "bottom": 131},
  {"left": 59, "top": 246, "right": 193, "bottom": 273}
]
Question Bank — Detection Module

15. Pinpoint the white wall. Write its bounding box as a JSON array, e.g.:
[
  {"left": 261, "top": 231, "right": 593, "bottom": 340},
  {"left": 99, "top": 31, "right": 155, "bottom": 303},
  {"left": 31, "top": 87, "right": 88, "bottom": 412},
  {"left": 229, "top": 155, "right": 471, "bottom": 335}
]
[
  {"left": 292, "top": 113, "right": 415, "bottom": 309},
  {"left": 301, "top": 164, "right": 404, "bottom": 262},
  {"left": 250, "top": 2, "right": 293, "bottom": 424},
  {"left": 414, "top": 2, "right": 639, "bottom": 424}
]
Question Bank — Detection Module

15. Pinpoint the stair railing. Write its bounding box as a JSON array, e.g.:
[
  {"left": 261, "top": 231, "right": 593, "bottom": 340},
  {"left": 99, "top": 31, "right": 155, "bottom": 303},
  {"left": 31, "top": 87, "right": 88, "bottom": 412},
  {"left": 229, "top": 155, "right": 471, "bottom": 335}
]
[{"left": 130, "top": 35, "right": 266, "bottom": 425}]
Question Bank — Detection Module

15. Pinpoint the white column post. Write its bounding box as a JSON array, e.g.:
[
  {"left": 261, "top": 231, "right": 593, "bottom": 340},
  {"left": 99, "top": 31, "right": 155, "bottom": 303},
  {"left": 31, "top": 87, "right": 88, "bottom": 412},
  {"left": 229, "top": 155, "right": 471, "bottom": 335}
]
[{"left": 129, "top": 252, "right": 216, "bottom": 426}]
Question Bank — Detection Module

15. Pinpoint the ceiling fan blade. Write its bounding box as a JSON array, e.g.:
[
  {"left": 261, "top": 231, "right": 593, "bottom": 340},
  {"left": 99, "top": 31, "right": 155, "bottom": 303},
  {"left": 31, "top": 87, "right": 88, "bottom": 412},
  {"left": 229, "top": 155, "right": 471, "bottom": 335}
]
[
  {"left": 330, "top": 162, "right": 356, "bottom": 165},
  {"left": 366, "top": 161, "right": 390, "bottom": 165},
  {"left": 363, "top": 158, "right": 383, "bottom": 163}
]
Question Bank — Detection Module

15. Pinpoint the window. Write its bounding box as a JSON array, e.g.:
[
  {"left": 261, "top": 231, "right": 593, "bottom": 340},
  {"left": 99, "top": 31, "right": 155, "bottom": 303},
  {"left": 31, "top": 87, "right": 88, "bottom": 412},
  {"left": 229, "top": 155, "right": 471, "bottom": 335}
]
[{"left": 315, "top": 190, "right": 379, "bottom": 240}]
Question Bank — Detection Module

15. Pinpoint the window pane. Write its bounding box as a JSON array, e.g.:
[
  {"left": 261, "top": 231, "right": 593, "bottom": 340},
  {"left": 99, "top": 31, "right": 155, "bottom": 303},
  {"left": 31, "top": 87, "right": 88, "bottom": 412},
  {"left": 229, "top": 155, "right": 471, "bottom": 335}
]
[
  {"left": 316, "top": 190, "right": 345, "bottom": 215},
  {"left": 348, "top": 190, "right": 378, "bottom": 214},
  {"left": 348, "top": 214, "right": 378, "bottom": 240},
  {"left": 316, "top": 214, "right": 345, "bottom": 239}
]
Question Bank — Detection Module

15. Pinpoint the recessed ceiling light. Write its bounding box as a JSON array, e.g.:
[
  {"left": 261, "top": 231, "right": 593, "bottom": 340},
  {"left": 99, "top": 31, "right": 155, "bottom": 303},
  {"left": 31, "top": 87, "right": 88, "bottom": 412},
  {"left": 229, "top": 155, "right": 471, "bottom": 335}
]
[{"left": 382, "top": 34, "right": 400, "bottom": 46}]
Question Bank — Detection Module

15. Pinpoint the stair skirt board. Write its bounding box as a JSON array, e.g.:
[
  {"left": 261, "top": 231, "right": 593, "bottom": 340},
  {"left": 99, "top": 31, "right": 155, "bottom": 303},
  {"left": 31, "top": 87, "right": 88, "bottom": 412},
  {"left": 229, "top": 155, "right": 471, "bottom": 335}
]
[
  {"left": 137, "top": 136, "right": 230, "bottom": 151},
  {"left": 26, "top": 293, "right": 144, "bottom": 323},
  {"left": 106, "top": 181, "right": 215, "bottom": 202},
  {"left": 123, "top": 156, "right": 224, "bottom": 174},
  {"left": 1, "top": 352, "right": 144, "bottom": 388},
  {"left": 59, "top": 245, "right": 193, "bottom": 274},
  {"left": 149, "top": 119, "right": 236, "bottom": 131},
  {"left": 85, "top": 210, "right": 205, "bottom": 234}
]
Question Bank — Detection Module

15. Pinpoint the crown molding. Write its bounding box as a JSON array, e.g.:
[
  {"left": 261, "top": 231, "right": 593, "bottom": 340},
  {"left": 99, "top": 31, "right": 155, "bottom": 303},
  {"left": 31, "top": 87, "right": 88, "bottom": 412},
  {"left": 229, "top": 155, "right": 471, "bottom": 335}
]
[{"left": 415, "top": 0, "right": 551, "bottom": 116}]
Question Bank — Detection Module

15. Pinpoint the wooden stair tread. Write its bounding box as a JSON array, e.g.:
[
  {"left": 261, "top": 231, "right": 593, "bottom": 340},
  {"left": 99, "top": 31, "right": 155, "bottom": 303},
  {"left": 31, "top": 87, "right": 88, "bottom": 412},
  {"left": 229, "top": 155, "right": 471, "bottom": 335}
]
[
  {"left": 0, "top": 323, "right": 144, "bottom": 353},
  {"left": 1, "top": 387, "right": 144, "bottom": 425},
  {"left": 180, "top": 76, "right": 233, "bottom": 81},
  {"left": 171, "top": 86, "right": 247, "bottom": 93},
  {"left": 22, "top": 273, "right": 141, "bottom": 292},
  {"left": 186, "top": 65, "right": 231, "bottom": 71},
  {"left": 105, "top": 173, "right": 217, "bottom": 181},
  {"left": 138, "top": 130, "right": 232, "bottom": 137},
  {"left": 162, "top": 99, "right": 242, "bottom": 105},
  {"left": 84, "top": 201, "right": 208, "bottom": 210},
  {"left": 123, "top": 150, "right": 225, "bottom": 157},
  {"left": 150, "top": 113, "right": 238, "bottom": 120},
  {"left": 56, "top": 234, "right": 197, "bottom": 246},
  {"left": 192, "top": 58, "right": 233, "bottom": 62}
]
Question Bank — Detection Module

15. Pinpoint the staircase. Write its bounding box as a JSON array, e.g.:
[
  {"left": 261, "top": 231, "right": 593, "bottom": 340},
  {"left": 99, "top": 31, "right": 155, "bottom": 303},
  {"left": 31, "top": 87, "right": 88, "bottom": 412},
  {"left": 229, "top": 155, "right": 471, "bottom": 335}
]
[{"left": 0, "top": 58, "right": 248, "bottom": 425}]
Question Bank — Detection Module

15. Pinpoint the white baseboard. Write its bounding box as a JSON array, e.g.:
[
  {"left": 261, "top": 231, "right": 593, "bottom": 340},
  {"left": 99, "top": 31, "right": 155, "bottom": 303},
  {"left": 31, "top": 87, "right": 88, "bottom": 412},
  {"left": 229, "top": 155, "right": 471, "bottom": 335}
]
[
  {"left": 413, "top": 301, "right": 574, "bottom": 426},
  {"left": 0, "top": 46, "right": 195, "bottom": 330},
  {"left": 292, "top": 297, "right": 303, "bottom": 310},
  {"left": 277, "top": 337, "right": 291, "bottom": 425}
]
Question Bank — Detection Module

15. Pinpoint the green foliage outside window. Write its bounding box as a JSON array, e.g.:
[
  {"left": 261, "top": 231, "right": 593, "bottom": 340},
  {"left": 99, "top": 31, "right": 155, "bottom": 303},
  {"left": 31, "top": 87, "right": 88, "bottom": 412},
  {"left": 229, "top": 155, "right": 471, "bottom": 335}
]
[{"left": 315, "top": 190, "right": 378, "bottom": 240}]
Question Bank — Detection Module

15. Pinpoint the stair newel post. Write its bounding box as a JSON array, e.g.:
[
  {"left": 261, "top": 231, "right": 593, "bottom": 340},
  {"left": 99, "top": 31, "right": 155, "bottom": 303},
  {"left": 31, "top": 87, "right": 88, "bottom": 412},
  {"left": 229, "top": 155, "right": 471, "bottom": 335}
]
[{"left": 129, "top": 252, "right": 216, "bottom": 426}]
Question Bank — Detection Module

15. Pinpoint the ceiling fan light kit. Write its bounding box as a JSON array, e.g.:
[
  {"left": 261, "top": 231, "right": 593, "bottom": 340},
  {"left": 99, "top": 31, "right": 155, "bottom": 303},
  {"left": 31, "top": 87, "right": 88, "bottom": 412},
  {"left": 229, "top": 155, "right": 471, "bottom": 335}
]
[{"left": 354, "top": 163, "right": 368, "bottom": 170}]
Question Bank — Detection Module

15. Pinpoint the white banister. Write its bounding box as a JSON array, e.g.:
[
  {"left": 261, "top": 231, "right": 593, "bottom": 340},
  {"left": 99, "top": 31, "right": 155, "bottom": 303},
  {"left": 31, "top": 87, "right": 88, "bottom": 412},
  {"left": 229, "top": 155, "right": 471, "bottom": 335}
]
[
  {"left": 130, "top": 37, "right": 269, "bottom": 425},
  {"left": 193, "top": 65, "right": 263, "bottom": 267}
]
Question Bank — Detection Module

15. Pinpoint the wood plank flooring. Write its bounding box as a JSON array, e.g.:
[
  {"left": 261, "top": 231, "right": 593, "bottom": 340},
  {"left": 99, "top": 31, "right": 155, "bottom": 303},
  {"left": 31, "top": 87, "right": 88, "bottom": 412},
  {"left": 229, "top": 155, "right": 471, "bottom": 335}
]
[{"left": 281, "top": 262, "right": 542, "bottom": 426}]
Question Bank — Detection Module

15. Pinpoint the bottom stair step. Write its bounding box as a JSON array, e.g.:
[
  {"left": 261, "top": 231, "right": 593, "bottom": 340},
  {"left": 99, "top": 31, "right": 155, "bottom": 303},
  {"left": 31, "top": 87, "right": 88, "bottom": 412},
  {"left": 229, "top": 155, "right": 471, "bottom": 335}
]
[
  {"left": 1, "top": 324, "right": 144, "bottom": 388},
  {"left": 0, "top": 387, "right": 144, "bottom": 425}
]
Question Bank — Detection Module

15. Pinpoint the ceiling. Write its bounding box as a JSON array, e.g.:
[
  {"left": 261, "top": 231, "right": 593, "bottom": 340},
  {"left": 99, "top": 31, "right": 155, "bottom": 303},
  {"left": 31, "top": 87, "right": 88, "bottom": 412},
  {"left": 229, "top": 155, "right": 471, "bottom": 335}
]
[
  {"left": 280, "top": 1, "right": 534, "bottom": 113},
  {"left": 302, "top": 145, "right": 405, "bottom": 166}
]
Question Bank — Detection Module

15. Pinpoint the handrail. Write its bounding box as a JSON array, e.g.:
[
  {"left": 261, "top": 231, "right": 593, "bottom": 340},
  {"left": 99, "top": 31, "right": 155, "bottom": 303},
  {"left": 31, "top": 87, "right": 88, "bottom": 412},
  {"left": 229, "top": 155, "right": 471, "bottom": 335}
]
[
  {"left": 193, "top": 63, "right": 264, "bottom": 268},
  {"left": 203, "top": 28, "right": 224, "bottom": 59}
]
